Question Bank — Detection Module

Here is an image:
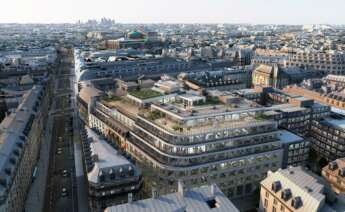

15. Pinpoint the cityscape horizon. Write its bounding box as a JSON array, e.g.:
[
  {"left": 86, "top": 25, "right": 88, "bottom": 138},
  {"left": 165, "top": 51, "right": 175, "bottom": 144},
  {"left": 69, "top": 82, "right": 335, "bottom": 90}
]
[{"left": 2, "top": 2, "right": 345, "bottom": 212}]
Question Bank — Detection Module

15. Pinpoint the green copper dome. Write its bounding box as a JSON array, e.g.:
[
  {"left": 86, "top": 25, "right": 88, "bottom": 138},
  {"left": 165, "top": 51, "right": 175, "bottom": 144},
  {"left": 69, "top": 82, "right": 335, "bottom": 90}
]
[{"left": 128, "top": 31, "right": 145, "bottom": 39}]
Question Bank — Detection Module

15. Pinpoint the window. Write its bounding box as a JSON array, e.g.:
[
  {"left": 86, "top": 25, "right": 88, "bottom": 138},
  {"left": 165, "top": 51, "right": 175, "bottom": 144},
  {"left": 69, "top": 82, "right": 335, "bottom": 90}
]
[
  {"left": 266, "top": 191, "right": 269, "bottom": 198},
  {"left": 206, "top": 199, "right": 217, "bottom": 209},
  {"left": 264, "top": 199, "right": 268, "bottom": 207},
  {"left": 273, "top": 199, "right": 277, "bottom": 205},
  {"left": 272, "top": 206, "right": 276, "bottom": 212},
  {"left": 281, "top": 205, "right": 285, "bottom": 212}
]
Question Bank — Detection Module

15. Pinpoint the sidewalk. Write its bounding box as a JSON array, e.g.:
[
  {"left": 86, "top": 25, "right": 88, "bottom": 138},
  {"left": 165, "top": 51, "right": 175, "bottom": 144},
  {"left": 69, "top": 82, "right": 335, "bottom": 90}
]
[
  {"left": 73, "top": 114, "right": 90, "bottom": 212},
  {"left": 71, "top": 64, "right": 90, "bottom": 212},
  {"left": 24, "top": 114, "right": 54, "bottom": 212}
]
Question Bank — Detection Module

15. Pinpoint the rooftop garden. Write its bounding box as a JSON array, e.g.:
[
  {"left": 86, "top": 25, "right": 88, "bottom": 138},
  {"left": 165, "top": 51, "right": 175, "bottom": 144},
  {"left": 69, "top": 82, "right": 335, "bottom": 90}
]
[
  {"left": 193, "top": 96, "right": 222, "bottom": 106},
  {"left": 147, "top": 110, "right": 165, "bottom": 121},
  {"left": 129, "top": 89, "right": 162, "bottom": 100},
  {"left": 254, "top": 113, "right": 268, "bottom": 121},
  {"left": 101, "top": 95, "right": 122, "bottom": 102},
  {"left": 172, "top": 123, "right": 183, "bottom": 131},
  {"left": 205, "top": 96, "right": 222, "bottom": 105}
]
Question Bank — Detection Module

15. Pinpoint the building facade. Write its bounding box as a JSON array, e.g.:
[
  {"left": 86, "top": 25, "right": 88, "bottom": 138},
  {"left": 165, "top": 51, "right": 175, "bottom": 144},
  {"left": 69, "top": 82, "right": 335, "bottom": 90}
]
[
  {"left": 74, "top": 49, "right": 233, "bottom": 82},
  {"left": 285, "top": 52, "right": 345, "bottom": 75},
  {"left": 253, "top": 51, "right": 345, "bottom": 75},
  {"left": 81, "top": 127, "right": 142, "bottom": 211},
  {"left": 260, "top": 166, "right": 342, "bottom": 212},
  {"left": 84, "top": 92, "right": 289, "bottom": 199},
  {"left": 0, "top": 85, "right": 51, "bottom": 212},
  {"left": 322, "top": 159, "right": 345, "bottom": 194},
  {"left": 310, "top": 118, "right": 345, "bottom": 161}
]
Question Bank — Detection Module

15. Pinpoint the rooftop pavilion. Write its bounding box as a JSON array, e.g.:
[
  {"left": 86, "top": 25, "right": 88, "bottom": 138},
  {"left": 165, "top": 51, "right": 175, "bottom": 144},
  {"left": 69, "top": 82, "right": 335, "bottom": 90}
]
[
  {"left": 150, "top": 93, "right": 259, "bottom": 119},
  {"left": 138, "top": 93, "right": 276, "bottom": 135}
]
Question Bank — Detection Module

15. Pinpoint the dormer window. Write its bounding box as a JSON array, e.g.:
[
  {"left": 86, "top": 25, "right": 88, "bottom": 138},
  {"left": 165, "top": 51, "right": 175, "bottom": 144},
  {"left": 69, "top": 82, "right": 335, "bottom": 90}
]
[
  {"left": 13, "top": 149, "right": 20, "bottom": 156},
  {"left": 99, "top": 170, "right": 105, "bottom": 182},
  {"left": 338, "top": 168, "right": 345, "bottom": 177},
  {"left": 9, "top": 158, "right": 16, "bottom": 165},
  {"left": 291, "top": 196, "right": 302, "bottom": 209},
  {"left": 128, "top": 166, "right": 134, "bottom": 176},
  {"left": 329, "top": 161, "right": 338, "bottom": 170},
  {"left": 16, "top": 142, "right": 23, "bottom": 148},
  {"left": 281, "top": 189, "right": 292, "bottom": 201},
  {"left": 109, "top": 169, "right": 115, "bottom": 179},
  {"left": 119, "top": 167, "right": 125, "bottom": 178},
  {"left": 0, "top": 178, "right": 7, "bottom": 187},
  {"left": 272, "top": 181, "right": 282, "bottom": 192},
  {"left": 4, "top": 168, "right": 11, "bottom": 176}
]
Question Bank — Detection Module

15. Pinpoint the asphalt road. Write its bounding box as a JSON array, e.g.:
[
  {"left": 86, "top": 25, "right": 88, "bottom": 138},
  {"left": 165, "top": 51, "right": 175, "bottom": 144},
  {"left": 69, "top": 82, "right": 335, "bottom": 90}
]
[{"left": 43, "top": 53, "right": 78, "bottom": 212}]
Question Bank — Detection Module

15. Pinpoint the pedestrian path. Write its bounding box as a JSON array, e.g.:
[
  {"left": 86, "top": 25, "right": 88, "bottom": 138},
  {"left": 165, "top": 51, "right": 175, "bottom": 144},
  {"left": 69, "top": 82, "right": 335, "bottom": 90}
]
[{"left": 24, "top": 115, "right": 53, "bottom": 212}]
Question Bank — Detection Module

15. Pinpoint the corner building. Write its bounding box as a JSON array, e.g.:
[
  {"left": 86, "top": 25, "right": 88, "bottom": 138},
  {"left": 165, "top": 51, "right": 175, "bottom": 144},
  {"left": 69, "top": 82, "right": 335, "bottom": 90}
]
[{"left": 88, "top": 94, "right": 285, "bottom": 199}]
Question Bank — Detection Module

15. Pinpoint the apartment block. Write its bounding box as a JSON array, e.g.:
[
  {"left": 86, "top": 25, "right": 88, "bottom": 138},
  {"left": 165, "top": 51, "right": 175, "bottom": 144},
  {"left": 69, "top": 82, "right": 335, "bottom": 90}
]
[
  {"left": 322, "top": 159, "right": 345, "bottom": 194},
  {"left": 260, "top": 166, "right": 344, "bottom": 212},
  {"left": 0, "top": 85, "right": 50, "bottom": 212},
  {"left": 310, "top": 118, "right": 345, "bottom": 161},
  {"left": 83, "top": 90, "right": 290, "bottom": 198},
  {"left": 80, "top": 126, "right": 142, "bottom": 211}
]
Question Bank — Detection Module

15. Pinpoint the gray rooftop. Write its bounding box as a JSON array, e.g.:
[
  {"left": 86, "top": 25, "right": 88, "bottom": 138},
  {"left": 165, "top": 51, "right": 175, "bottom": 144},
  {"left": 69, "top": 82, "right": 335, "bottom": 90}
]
[
  {"left": 0, "top": 86, "right": 42, "bottom": 203},
  {"left": 278, "top": 130, "right": 304, "bottom": 144},
  {"left": 261, "top": 167, "right": 326, "bottom": 212},
  {"left": 86, "top": 127, "right": 139, "bottom": 184},
  {"left": 105, "top": 184, "right": 239, "bottom": 212},
  {"left": 322, "top": 118, "right": 345, "bottom": 130}
]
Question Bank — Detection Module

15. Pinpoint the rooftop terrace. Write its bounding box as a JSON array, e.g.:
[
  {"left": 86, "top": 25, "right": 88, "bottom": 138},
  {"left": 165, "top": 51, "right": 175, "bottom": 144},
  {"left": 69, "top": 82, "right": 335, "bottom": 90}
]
[
  {"left": 100, "top": 99, "right": 142, "bottom": 120},
  {"left": 151, "top": 98, "right": 258, "bottom": 119},
  {"left": 128, "top": 89, "right": 162, "bottom": 100}
]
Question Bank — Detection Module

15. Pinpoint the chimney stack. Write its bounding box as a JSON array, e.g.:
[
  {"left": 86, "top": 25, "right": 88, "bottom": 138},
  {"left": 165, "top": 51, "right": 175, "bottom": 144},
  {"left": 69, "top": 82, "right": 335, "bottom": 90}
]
[
  {"left": 211, "top": 183, "right": 216, "bottom": 197},
  {"left": 178, "top": 179, "right": 184, "bottom": 197},
  {"left": 128, "top": 193, "right": 133, "bottom": 203},
  {"left": 152, "top": 186, "right": 159, "bottom": 199}
]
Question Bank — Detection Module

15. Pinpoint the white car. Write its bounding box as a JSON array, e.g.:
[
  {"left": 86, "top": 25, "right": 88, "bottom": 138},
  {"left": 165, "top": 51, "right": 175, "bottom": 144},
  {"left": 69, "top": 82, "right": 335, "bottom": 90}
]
[
  {"left": 61, "top": 188, "right": 68, "bottom": 197},
  {"left": 62, "top": 169, "right": 68, "bottom": 177}
]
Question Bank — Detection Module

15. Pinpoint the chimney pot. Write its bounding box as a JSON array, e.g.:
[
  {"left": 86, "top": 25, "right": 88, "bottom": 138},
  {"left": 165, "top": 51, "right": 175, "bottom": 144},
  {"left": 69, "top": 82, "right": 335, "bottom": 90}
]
[
  {"left": 211, "top": 183, "right": 216, "bottom": 196},
  {"left": 178, "top": 180, "right": 185, "bottom": 197},
  {"left": 152, "top": 186, "right": 159, "bottom": 199},
  {"left": 128, "top": 193, "right": 133, "bottom": 203}
]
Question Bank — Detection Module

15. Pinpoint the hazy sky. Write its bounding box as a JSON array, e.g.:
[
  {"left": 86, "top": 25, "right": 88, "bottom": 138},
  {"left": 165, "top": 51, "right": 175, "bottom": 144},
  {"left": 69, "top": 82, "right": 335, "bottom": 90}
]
[{"left": 1, "top": 0, "right": 345, "bottom": 24}]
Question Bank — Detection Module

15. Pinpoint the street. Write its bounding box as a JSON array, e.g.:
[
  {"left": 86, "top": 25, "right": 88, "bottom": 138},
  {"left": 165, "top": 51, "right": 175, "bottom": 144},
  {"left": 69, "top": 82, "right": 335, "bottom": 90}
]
[{"left": 43, "top": 51, "right": 79, "bottom": 212}]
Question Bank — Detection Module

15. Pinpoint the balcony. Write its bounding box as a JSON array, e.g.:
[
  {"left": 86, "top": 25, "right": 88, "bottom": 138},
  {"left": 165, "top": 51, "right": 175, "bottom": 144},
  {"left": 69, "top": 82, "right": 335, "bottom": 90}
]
[
  {"left": 92, "top": 109, "right": 129, "bottom": 137},
  {"left": 133, "top": 125, "right": 279, "bottom": 156},
  {"left": 136, "top": 115, "right": 277, "bottom": 145},
  {"left": 128, "top": 132, "right": 281, "bottom": 167}
]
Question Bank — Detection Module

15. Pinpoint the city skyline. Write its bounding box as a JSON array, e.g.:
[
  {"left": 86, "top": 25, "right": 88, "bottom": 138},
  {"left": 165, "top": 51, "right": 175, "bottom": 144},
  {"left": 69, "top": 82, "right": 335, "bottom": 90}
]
[
  {"left": 1, "top": 0, "right": 345, "bottom": 24},
  {"left": 2, "top": 2, "right": 345, "bottom": 212}
]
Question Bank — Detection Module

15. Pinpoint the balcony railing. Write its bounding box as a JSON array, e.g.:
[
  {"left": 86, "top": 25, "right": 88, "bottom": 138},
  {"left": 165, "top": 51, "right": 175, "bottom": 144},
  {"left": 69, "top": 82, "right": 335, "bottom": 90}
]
[
  {"left": 128, "top": 132, "right": 281, "bottom": 167},
  {"left": 92, "top": 109, "right": 129, "bottom": 137},
  {"left": 133, "top": 125, "right": 279, "bottom": 156},
  {"left": 136, "top": 115, "right": 277, "bottom": 145}
]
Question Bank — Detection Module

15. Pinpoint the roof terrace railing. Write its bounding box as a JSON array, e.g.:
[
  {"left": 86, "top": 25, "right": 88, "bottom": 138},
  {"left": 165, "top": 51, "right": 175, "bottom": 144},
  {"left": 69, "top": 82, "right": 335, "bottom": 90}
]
[{"left": 137, "top": 114, "right": 277, "bottom": 137}]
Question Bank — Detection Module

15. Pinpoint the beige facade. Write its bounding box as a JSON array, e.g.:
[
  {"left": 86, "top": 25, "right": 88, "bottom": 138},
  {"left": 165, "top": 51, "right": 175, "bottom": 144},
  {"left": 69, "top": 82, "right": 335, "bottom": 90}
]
[
  {"left": 252, "top": 64, "right": 289, "bottom": 89},
  {"left": 259, "top": 166, "right": 336, "bottom": 212},
  {"left": 322, "top": 159, "right": 345, "bottom": 194},
  {"left": 260, "top": 185, "right": 294, "bottom": 212},
  {"left": 286, "top": 52, "right": 345, "bottom": 75},
  {"left": 283, "top": 86, "right": 345, "bottom": 110}
]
